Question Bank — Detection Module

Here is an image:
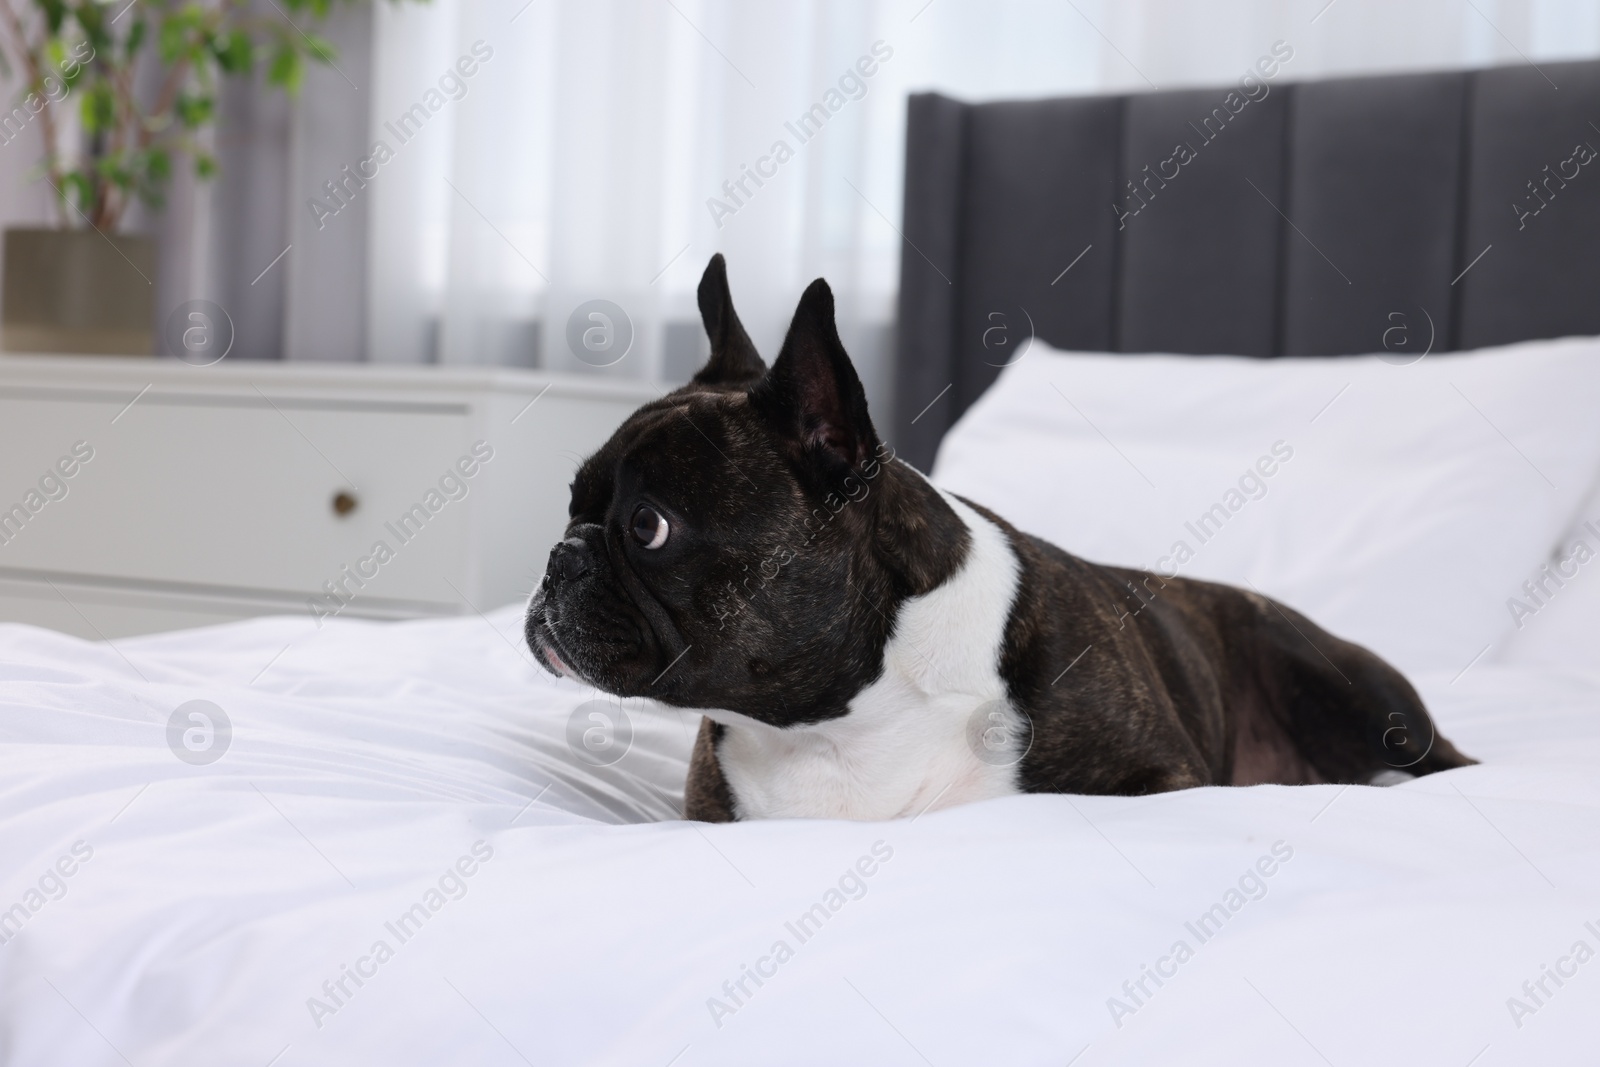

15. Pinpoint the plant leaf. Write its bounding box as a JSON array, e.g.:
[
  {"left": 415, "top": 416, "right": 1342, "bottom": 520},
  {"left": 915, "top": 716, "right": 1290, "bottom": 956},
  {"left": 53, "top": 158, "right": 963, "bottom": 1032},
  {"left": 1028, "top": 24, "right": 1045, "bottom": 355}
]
[
  {"left": 213, "top": 29, "right": 251, "bottom": 72},
  {"left": 80, "top": 82, "right": 115, "bottom": 133},
  {"left": 125, "top": 18, "right": 148, "bottom": 59},
  {"left": 157, "top": 16, "right": 188, "bottom": 62},
  {"left": 174, "top": 92, "right": 213, "bottom": 127},
  {"left": 145, "top": 147, "right": 171, "bottom": 182},
  {"left": 39, "top": 0, "right": 67, "bottom": 36},
  {"left": 267, "top": 43, "right": 301, "bottom": 93},
  {"left": 60, "top": 171, "right": 94, "bottom": 215},
  {"left": 302, "top": 31, "right": 337, "bottom": 64}
]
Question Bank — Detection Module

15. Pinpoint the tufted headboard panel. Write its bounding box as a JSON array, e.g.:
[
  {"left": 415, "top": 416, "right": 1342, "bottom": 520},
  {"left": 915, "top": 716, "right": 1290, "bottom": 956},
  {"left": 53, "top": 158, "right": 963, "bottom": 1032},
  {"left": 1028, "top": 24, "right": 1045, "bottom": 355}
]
[{"left": 892, "top": 59, "right": 1600, "bottom": 471}]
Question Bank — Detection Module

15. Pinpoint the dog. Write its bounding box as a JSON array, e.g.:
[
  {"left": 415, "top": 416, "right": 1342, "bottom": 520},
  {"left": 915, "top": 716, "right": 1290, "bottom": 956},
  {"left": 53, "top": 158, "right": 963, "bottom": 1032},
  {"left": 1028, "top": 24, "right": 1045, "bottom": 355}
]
[{"left": 526, "top": 255, "right": 1475, "bottom": 821}]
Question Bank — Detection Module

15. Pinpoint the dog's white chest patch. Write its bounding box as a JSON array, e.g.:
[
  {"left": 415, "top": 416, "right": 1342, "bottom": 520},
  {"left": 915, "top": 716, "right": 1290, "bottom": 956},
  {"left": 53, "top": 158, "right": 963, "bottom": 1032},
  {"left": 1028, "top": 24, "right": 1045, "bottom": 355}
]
[{"left": 705, "top": 493, "right": 1027, "bottom": 821}]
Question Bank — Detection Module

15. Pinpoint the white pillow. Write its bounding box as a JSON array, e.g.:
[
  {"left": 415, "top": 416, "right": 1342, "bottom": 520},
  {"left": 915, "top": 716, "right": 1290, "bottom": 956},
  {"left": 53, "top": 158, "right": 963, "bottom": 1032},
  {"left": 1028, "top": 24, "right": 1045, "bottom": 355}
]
[
  {"left": 931, "top": 336, "right": 1600, "bottom": 678},
  {"left": 1493, "top": 471, "right": 1600, "bottom": 674}
]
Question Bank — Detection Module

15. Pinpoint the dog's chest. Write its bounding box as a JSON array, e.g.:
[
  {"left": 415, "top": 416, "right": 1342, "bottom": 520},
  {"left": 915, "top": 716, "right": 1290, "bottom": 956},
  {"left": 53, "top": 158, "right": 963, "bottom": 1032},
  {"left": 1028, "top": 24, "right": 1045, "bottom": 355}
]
[
  {"left": 707, "top": 494, "right": 1029, "bottom": 821},
  {"left": 709, "top": 687, "right": 1021, "bottom": 820}
]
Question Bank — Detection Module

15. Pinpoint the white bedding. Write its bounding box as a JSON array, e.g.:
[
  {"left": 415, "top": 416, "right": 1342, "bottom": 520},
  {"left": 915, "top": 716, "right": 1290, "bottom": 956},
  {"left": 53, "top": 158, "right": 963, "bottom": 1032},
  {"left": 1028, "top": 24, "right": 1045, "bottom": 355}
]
[
  {"left": 3, "top": 607, "right": 1599, "bottom": 1066},
  {"left": 931, "top": 336, "right": 1600, "bottom": 679}
]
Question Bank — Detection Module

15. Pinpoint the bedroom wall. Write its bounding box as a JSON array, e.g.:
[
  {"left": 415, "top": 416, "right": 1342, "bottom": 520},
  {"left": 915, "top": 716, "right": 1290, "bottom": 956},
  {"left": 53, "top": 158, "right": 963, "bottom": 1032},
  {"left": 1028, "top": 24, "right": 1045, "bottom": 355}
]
[{"left": 3, "top": 0, "right": 1598, "bottom": 381}]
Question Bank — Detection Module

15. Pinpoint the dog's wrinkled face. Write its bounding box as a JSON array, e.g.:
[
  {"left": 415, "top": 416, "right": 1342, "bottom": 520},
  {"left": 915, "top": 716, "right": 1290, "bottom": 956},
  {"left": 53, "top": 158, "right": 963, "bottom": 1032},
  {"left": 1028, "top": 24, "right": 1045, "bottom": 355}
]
[{"left": 525, "top": 255, "right": 926, "bottom": 727}]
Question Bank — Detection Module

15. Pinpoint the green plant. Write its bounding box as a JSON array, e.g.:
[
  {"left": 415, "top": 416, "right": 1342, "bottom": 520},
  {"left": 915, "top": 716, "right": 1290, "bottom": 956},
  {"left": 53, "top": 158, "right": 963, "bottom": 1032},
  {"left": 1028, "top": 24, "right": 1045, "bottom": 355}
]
[{"left": 0, "top": 0, "right": 349, "bottom": 231}]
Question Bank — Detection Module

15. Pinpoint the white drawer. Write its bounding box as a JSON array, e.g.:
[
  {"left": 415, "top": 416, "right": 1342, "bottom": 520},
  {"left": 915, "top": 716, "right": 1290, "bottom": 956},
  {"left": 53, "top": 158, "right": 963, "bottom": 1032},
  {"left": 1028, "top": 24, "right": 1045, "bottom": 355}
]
[
  {"left": 0, "top": 356, "right": 661, "bottom": 638},
  {"left": 0, "top": 389, "right": 478, "bottom": 606}
]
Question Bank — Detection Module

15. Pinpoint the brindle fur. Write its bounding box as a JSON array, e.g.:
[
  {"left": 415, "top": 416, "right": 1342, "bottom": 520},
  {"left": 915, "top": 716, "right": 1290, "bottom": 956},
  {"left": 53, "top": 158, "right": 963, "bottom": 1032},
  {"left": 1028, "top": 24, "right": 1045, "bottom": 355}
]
[{"left": 528, "top": 255, "right": 1475, "bottom": 822}]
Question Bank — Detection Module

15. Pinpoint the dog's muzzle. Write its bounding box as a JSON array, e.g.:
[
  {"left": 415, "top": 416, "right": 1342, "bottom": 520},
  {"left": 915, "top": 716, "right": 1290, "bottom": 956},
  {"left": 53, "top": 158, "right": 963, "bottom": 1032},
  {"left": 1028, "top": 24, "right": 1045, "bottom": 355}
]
[
  {"left": 545, "top": 536, "right": 591, "bottom": 589},
  {"left": 526, "top": 534, "right": 596, "bottom": 680}
]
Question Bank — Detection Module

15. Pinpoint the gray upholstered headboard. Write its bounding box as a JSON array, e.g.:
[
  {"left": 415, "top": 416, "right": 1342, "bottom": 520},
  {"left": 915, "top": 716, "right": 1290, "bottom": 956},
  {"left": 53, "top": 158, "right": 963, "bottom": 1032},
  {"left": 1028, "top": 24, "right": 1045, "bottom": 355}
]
[{"left": 892, "top": 59, "right": 1600, "bottom": 472}]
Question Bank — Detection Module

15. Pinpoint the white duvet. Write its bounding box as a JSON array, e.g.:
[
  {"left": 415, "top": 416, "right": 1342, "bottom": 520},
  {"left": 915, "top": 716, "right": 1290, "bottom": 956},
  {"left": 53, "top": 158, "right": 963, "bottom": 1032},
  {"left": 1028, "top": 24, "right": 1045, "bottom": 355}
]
[{"left": 3, "top": 605, "right": 1599, "bottom": 1066}]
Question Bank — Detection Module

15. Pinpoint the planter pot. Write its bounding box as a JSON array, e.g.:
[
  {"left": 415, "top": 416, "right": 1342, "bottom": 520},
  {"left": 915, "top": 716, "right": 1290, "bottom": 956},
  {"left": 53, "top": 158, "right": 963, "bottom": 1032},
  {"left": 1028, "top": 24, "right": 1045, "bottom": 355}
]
[{"left": 2, "top": 227, "right": 156, "bottom": 355}]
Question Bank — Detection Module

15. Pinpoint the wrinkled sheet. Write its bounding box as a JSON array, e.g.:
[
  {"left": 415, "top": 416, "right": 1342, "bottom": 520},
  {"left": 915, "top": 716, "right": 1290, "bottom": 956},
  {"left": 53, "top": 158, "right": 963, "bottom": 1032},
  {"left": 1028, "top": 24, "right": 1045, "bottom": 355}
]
[{"left": 1, "top": 607, "right": 1598, "bottom": 1066}]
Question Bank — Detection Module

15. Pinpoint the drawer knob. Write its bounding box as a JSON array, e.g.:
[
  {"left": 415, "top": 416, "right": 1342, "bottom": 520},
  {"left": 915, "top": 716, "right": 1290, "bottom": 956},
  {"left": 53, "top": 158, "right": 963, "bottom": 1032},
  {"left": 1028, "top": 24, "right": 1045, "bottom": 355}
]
[{"left": 331, "top": 491, "right": 359, "bottom": 517}]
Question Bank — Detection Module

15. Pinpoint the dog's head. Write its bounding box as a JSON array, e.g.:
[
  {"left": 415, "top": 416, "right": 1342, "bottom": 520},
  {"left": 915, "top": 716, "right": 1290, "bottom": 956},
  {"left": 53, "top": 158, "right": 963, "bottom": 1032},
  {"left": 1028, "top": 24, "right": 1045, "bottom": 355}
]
[{"left": 524, "top": 255, "right": 968, "bottom": 726}]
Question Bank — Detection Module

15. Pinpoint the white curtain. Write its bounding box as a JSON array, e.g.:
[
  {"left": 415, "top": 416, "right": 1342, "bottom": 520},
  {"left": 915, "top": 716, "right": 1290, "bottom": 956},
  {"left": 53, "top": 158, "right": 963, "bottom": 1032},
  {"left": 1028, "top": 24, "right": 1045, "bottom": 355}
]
[{"left": 359, "top": 0, "right": 1600, "bottom": 412}]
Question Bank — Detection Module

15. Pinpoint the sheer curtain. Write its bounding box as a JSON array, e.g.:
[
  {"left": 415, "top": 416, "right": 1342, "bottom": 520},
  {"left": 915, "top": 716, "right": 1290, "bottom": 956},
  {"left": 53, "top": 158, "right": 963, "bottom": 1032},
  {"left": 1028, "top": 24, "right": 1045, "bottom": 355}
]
[{"left": 359, "top": 0, "right": 1600, "bottom": 415}]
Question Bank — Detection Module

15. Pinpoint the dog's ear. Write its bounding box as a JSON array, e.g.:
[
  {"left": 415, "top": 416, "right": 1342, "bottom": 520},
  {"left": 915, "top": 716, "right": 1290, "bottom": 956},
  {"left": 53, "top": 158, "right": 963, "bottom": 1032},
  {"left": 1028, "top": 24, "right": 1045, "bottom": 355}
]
[
  {"left": 750, "top": 277, "right": 878, "bottom": 471},
  {"left": 692, "top": 254, "right": 766, "bottom": 387}
]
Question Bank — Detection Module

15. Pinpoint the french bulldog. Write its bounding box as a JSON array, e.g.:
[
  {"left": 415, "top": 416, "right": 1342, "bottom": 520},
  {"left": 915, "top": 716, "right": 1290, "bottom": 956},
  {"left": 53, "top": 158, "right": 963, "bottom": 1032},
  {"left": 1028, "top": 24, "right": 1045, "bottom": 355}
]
[{"left": 526, "top": 254, "right": 1475, "bottom": 821}]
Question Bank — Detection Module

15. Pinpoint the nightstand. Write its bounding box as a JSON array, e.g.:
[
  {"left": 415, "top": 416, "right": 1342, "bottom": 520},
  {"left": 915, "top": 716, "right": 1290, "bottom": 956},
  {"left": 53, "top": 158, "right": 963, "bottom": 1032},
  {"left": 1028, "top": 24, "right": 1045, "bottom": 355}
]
[{"left": 0, "top": 355, "right": 660, "bottom": 638}]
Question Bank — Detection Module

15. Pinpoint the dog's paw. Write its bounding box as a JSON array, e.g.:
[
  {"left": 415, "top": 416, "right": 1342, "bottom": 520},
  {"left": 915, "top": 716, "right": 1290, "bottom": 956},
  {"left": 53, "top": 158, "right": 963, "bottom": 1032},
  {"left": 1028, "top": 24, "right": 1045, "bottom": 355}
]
[{"left": 1368, "top": 769, "right": 1416, "bottom": 787}]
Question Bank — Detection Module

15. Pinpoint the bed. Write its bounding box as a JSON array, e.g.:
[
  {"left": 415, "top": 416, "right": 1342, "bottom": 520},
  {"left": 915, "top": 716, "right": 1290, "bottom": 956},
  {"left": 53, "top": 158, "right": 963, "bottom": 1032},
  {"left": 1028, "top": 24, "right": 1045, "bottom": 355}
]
[{"left": 6, "top": 61, "right": 1600, "bottom": 1066}]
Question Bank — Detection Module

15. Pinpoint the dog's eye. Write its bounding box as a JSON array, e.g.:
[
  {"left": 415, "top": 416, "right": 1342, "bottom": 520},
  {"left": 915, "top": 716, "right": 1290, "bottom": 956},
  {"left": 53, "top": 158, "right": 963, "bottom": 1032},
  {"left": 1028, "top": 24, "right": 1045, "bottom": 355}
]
[{"left": 629, "top": 504, "right": 669, "bottom": 550}]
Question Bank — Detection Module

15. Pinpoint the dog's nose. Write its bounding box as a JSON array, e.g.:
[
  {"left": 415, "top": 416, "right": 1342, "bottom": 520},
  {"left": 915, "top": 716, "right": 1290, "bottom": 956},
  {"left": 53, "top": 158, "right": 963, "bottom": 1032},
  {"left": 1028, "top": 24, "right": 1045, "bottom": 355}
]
[{"left": 548, "top": 537, "right": 590, "bottom": 585}]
